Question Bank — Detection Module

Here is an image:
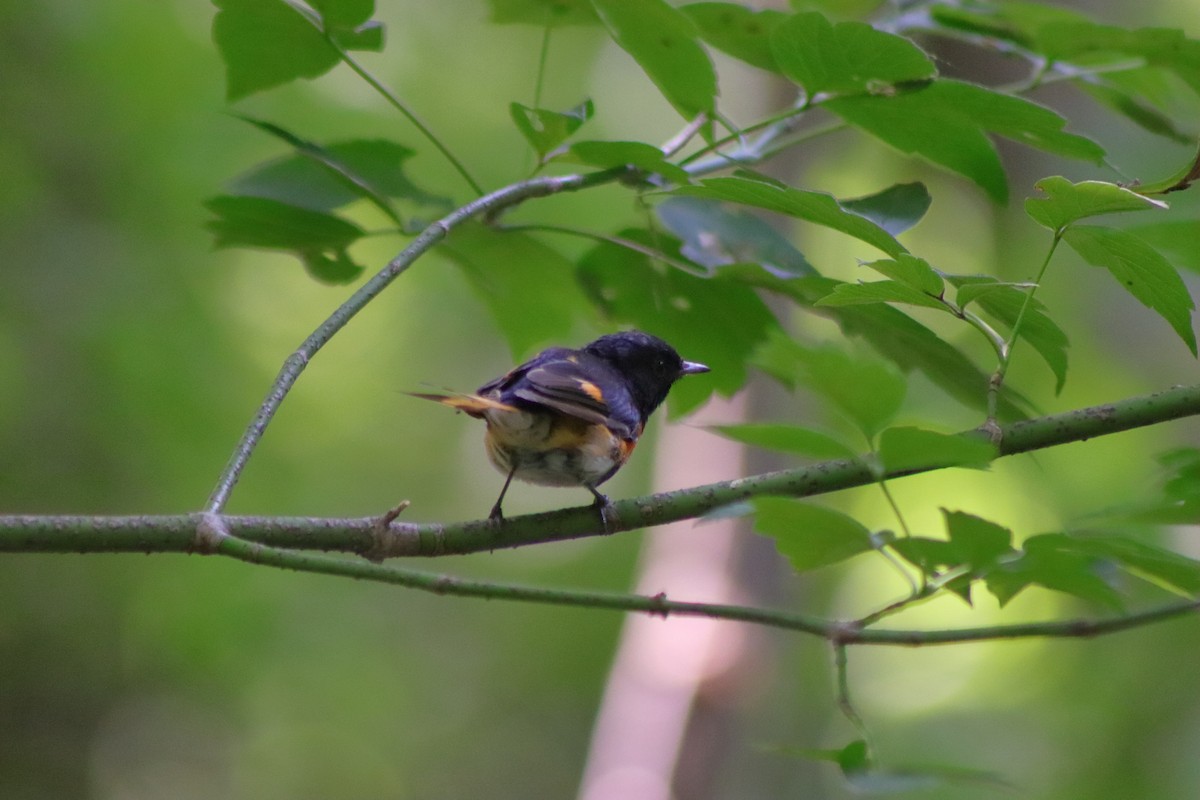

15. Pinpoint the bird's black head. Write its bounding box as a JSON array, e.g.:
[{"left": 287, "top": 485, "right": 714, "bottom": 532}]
[{"left": 583, "top": 331, "right": 709, "bottom": 419}]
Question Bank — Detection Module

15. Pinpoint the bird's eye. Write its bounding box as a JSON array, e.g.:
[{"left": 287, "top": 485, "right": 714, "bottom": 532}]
[{"left": 653, "top": 358, "right": 670, "bottom": 376}]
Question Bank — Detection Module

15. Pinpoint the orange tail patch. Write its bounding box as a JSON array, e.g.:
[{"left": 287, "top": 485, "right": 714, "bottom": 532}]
[{"left": 407, "top": 391, "right": 517, "bottom": 418}]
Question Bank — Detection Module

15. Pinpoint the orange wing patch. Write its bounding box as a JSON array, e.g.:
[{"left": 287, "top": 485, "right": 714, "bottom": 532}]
[
  {"left": 577, "top": 380, "right": 605, "bottom": 403},
  {"left": 408, "top": 392, "right": 517, "bottom": 418}
]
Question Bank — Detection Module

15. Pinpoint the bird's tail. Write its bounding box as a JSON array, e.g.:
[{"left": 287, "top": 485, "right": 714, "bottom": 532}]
[{"left": 407, "top": 391, "right": 516, "bottom": 418}]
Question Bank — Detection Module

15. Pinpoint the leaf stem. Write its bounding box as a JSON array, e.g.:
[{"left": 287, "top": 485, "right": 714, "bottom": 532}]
[
  {"left": 987, "top": 231, "right": 1062, "bottom": 424},
  {"left": 327, "top": 39, "right": 485, "bottom": 197}
]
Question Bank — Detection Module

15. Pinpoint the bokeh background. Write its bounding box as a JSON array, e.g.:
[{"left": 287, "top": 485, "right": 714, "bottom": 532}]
[{"left": 4, "top": 1, "right": 1200, "bottom": 798}]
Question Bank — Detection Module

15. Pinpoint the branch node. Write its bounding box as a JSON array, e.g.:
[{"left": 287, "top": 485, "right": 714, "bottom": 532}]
[
  {"left": 193, "top": 513, "right": 230, "bottom": 555},
  {"left": 648, "top": 591, "right": 670, "bottom": 619},
  {"left": 364, "top": 501, "right": 418, "bottom": 562}
]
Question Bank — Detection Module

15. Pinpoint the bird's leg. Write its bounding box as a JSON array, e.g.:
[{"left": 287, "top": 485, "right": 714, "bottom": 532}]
[
  {"left": 489, "top": 467, "right": 517, "bottom": 522},
  {"left": 586, "top": 485, "right": 617, "bottom": 534}
]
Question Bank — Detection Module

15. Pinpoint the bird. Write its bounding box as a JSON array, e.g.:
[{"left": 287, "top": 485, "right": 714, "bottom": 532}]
[{"left": 411, "top": 330, "right": 710, "bottom": 522}]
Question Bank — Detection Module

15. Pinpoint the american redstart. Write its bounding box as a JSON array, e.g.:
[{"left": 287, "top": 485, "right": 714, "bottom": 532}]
[{"left": 412, "top": 330, "right": 709, "bottom": 521}]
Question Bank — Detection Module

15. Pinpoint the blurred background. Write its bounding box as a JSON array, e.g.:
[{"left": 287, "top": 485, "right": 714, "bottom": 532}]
[{"left": 3, "top": 1, "right": 1200, "bottom": 798}]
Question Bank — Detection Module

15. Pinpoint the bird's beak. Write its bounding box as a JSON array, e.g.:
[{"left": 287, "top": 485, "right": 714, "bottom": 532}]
[{"left": 680, "top": 360, "right": 710, "bottom": 375}]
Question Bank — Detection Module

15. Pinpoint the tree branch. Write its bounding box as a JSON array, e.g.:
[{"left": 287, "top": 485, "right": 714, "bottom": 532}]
[
  {"left": 8, "top": 381, "right": 1200, "bottom": 558},
  {"left": 204, "top": 166, "right": 631, "bottom": 514}
]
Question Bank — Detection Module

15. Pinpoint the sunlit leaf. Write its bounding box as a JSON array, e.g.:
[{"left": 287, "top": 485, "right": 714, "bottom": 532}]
[
  {"left": 1025, "top": 177, "right": 1167, "bottom": 231},
  {"left": 1039, "top": 22, "right": 1200, "bottom": 96},
  {"left": 986, "top": 533, "right": 1126, "bottom": 609},
  {"left": 753, "top": 497, "right": 874, "bottom": 571},
  {"left": 590, "top": 0, "right": 717, "bottom": 119},
  {"left": 1062, "top": 225, "right": 1197, "bottom": 356},
  {"left": 876, "top": 428, "right": 996, "bottom": 473},
  {"left": 771, "top": 11, "right": 935, "bottom": 96}
]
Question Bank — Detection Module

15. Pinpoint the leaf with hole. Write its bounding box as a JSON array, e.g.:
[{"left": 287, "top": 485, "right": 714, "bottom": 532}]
[{"left": 510, "top": 100, "right": 594, "bottom": 160}]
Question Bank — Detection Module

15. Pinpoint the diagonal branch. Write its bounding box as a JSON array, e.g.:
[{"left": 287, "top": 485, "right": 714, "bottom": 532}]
[{"left": 204, "top": 166, "right": 631, "bottom": 515}]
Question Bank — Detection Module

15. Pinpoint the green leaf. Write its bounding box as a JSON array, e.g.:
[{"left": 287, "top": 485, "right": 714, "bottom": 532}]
[
  {"left": 590, "top": 0, "right": 717, "bottom": 119},
  {"left": 840, "top": 182, "right": 932, "bottom": 236},
  {"left": 770, "top": 12, "right": 935, "bottom": 96},
  {"left": 986, "top": 533, "right": 1126, "bottom": 610},
  {"left": 1129, "top": 142, "right": 1200, "bottom": 196},
  {"left": 672, "top": 174, "right": 906, "bottom": 258},
  {"left": 232, "top": 117, "right": 409, "bottom": 226},
  {"left": 948, "top": 276, "right": 1070, "bottom": 393},
  {"left": 211, "top": 0, "right": 382, "bottom": 101},
  {"left": 1079, "top": 81, "right": 1194, "bottom": 145},
  {"left": 301, "top": 249, "right": 363, "bottom": 284},
  {"left": 711, "top": 423, "right": 857, "bottom": 460},
  {"left": 952, "top": 277, "right": 1035, "bottom": 309},
  {"left": 558, "top": 140, "right": 691, "bottom": 184},
  {"left": 1025, "top": 176, "right": 1168, "bottom": 231},
  {"left": 753, "top": 498, "right": 874, "bottom": 571},
  {"left": 205, "top": 194, "right": 364, "bottom": 251},
  {"left": 876, "top": 428, "right": 995, "bottom": 473},
  {"left": 1125, "top": 221, "right": 1200, "bottom": 273},
  {"left": 577, "top": 229, "right": 781, "bottom": 415},
  {"left": 1039, "top": 22, "right": 1200, "bottom": 96},
  {"left": 862, "top": 253, "right": 943, "bottom": 295},
  {"left": 204, "top": 195, "right": 366, "bottom": 284},
  {"left": 442, "top": 224, "right": 598, "bottom": 358},
  {"left": 815, "top": 280, "right": 947, "bottom": 312},
  {"left": 1062, "top": 225, "right": 1197, "bottom": 355},
  {"left": 733, "top": 275, "right": 1027, "bottom": 419},
  {"left": 682, "top": 2, "right": 786, "bottom": 73},
  {"left": 488, "top": 0, "right": 599, "bottom": 26},
  {"left": 656, "top": 197, "right": 816, "bottom": 276},
  {"left": 929, "top": 1, "right": 1089, "bottom": 48},
  {"left": 1075, "top": 536, "right": 1200, "bottom": 596},
  {"left": 780, "top": 342, "right": 908, "bottom": 438},
  {"left": 226, "top": 137, "right": 448, "bottom": 231},
  {"left": 510, "top": 100, "right": 594, "bottom": 160},
  {"left": 943, "top": 510, "right": 1014, "bottom": 569},
  {"left": 826, "top": 80, "right": 1105, "bottom": 203}
]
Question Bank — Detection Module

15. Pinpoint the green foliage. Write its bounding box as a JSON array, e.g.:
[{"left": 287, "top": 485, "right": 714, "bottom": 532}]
[
  {"left": 195, "top": 0, "right": 1200, "bottom": 793},
  {"left": 212, "top": 0, "right": 382, "bottom": 100}
]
